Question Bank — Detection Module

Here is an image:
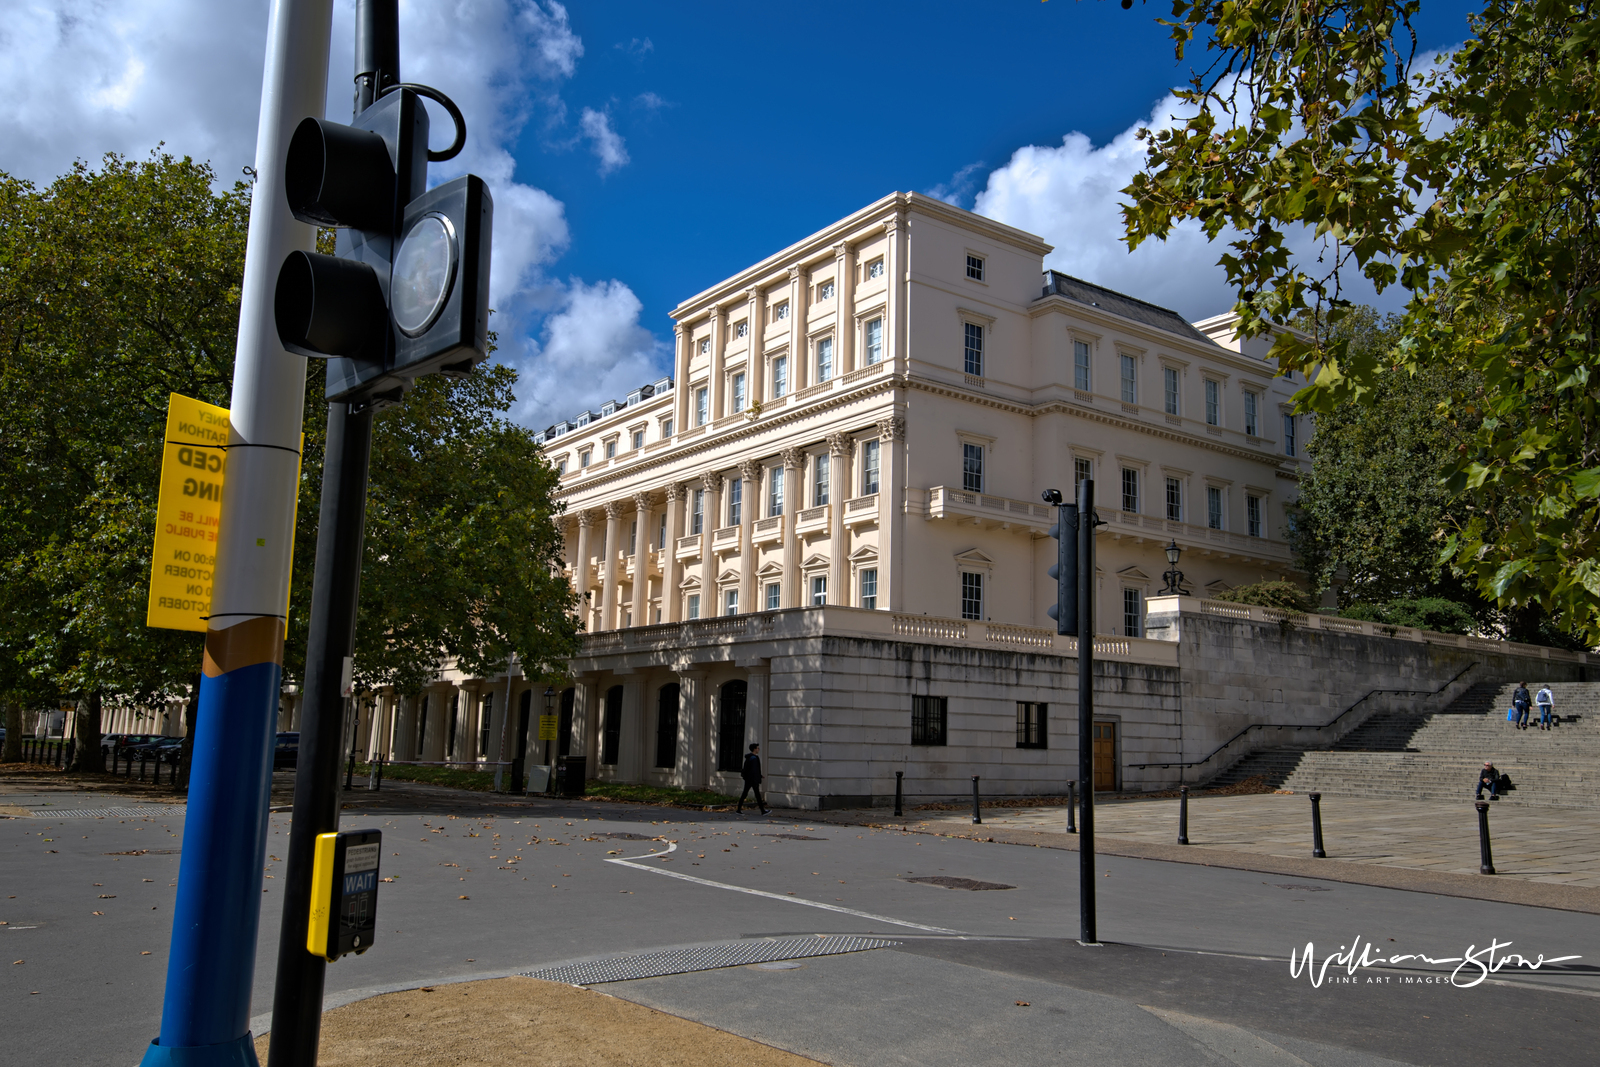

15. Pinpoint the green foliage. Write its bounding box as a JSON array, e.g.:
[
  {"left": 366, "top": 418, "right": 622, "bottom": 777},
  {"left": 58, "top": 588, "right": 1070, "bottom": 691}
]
[
  {"left": 1341, "top": 597, "right": 1478, "bottom": 634},
  {"left": 1124, "top": 0, "right": 1600, "bottom": 642},
  {"left": 580, "top": 780, "right": 739, "bottom": 809},
  {"left": 1211, "top": 579, "right": 1314, "bottom": 612}
]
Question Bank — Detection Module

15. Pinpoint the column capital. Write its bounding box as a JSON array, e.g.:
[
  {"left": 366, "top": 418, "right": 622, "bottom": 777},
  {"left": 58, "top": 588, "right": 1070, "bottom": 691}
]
[
  {"left": 673, "top": 322, "right": 685, "bottom": 337},
  {"left": 700, "top": 470, "right": 723, "bottom": 494},
  {"left": 787, "top": 264, "right": 803, "bottom": 281},
  {"left": 882, "top": 212, "right": 903, "bottom": 236},
  {"left": 577, "top": 509, "right": 596, "bottom": 528},
  {"left": 827, "top": 432, "right": 855, "bottom": 459},
  {"left": 876, "top": 415, "right": 906, "bottom": 442},
  {"left": 633, "top": 491, "right": 653, "bottom": 513},
  {"left": 832, "top": 240, "right": 847, "bottom": 257},
  {"left": 781, "top": 447, "right": 804, "bottom": 471},
  {"left": 604, "top": 500, "right": 625, "bottom": 521},
  {"left": 738, "top": 458, "right": 762, "bottom": 484},
  {"left": 664, "top": 480, "right": 684, "bottom": 503}
]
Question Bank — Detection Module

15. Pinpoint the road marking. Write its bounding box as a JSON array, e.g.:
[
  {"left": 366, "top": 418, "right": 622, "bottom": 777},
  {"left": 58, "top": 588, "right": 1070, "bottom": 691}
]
[
  {"left": 605, "top": 844, "right": 963, "bottom": 934},
  {"left": 1141, "top": 1005, "right": 1315, "bottom": 1067}
]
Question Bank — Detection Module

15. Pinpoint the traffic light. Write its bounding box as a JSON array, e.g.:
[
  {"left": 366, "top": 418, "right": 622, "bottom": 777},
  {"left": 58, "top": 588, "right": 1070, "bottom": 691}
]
[
  {"left": 275, "top": 87, "right": 493, "bottom": 403},
  {"left": 1043, "top": 488, "right": 1078, "bottom": 634}
]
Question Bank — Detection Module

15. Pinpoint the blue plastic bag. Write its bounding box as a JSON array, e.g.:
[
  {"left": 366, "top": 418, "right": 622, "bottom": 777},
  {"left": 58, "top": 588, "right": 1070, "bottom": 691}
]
[{"left": 1507, "top": 706, "right": 1518, "bottom": 722}]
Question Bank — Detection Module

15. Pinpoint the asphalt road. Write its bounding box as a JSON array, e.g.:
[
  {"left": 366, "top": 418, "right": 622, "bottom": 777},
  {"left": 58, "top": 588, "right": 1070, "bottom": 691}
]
[{"left": 5, "top": 785, "right": 1598, "bottom": 1067}]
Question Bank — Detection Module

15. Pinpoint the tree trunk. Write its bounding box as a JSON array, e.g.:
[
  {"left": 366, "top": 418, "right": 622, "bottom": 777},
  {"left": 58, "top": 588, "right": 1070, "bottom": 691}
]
[
  {"left": 2, "top": 700, "right": 22, "bottom": 762},
  {"left": 71, "top": 691, "right": 105, "bottom": 773},
  {"left": 179, "top": 671, "right": 201, "bottom": 789}
]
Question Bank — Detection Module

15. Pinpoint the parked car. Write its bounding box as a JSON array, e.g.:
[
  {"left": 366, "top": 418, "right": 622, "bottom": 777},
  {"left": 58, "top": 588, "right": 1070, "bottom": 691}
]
[
  {"left": 274, "top": 732, "right": 299, "bottom": 770},
  {"left": 104, "top": 734, "right": 162, "bottom": 757},
  {"left": 129, "top": 737, "right": 184, "bottom": 764}
]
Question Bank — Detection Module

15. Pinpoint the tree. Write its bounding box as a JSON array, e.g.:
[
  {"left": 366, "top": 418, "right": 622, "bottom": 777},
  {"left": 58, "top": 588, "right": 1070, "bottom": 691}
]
[{"left": 1123, "top": 0, "right": 1600, "bottom": 642}]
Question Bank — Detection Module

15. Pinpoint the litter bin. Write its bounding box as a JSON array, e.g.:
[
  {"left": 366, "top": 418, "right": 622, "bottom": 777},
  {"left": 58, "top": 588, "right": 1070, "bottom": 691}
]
[{"left": 559, "top": 755, "right": 586, "bottom": 797}]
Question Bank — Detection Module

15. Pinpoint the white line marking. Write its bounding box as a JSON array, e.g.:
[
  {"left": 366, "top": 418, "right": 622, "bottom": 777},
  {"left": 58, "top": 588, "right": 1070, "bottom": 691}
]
[{"left": 604, "top": 843, "right": 963, "bottom": 934}]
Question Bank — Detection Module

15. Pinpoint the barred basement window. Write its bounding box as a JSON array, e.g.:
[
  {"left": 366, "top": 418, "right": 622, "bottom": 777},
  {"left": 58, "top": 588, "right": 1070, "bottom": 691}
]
[
  {"left": 912, "top": 695, "right": 948, "bottom": 746},
  {"left": 1016, "top": 702, "right": 1047, "bottom": 749}
]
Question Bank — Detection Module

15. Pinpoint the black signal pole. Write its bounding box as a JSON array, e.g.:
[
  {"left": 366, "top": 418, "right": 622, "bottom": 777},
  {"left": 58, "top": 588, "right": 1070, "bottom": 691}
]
[
  {"left": 1077, "top": 477, "right": 1097, "bottom": 944},
  {"left": 266, "top": 4, "right": 394, "bottom": 1064}
]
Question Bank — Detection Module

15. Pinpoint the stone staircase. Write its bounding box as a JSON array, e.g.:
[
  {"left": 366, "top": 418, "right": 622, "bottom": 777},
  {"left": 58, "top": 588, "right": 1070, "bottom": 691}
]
[{"left": 1207, "top": 682, "right": 1600, "bottom": 808}]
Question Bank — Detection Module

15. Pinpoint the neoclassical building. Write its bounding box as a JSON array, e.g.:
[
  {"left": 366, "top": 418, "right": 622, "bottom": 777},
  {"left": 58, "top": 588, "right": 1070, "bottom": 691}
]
[{"left": 354, "top": 192, "right": 1327, "bottom": 807}]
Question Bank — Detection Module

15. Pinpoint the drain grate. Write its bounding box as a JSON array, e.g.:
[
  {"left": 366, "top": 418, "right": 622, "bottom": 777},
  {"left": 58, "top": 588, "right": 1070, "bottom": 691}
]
[
  {"left": 904, "top": 876, "right": 1014, "bottom": 891},
  {"left": 31, "top": 806, "right": 187, "bottom": 820},
  {"left": 521, "top": 935, "right": 900, "bottom": 985}
]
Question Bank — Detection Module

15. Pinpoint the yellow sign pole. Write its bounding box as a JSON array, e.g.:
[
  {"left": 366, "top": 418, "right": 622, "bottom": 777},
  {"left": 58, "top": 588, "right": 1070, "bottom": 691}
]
[{"left": 147, "top": 394, "right": 231, "bottom": 632}]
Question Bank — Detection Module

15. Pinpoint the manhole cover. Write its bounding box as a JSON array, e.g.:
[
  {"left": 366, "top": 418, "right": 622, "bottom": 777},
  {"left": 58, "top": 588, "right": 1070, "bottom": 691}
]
[
  {"left": 904, "top": 876, "right": 1015, "bottom": 891},
  {"left": 761, "top": 833, "right": 828, "bottom": 841}
]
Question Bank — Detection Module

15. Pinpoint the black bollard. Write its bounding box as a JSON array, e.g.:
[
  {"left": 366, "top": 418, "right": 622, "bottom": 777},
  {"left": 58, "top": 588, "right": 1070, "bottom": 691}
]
[
  {"left": 345, "top": 749, "right": 356, "bottom": 791},
  {"left": 894, "top": 771, "right": 904, "bottom": 817},
  {"left": 1310, "top": 792, "right": 1327, "bottom": 858},
  {"left": 1475, "top": 801, "right": 1496, "bottom": 874},
  {"left": 1066, "top": 780, "right": 1077, "bottom": 833},
  {"left": 375, "top": 755, "right": 384, "bottom": 792},
  {"left": 971, "top": 776, "right": 982, "bottom": 825},
  {"left": 1178, "top": 785, "right": 1190, "bottom": 845}
]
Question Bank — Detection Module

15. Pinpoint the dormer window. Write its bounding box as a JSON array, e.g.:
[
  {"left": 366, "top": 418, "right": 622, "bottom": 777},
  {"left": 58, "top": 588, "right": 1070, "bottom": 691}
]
[
  {"left": 600, "top": 402, "right": 616, "bottom": 417},
  {"left": 576, "top": 413, "right": 590, "bottom": 427}
]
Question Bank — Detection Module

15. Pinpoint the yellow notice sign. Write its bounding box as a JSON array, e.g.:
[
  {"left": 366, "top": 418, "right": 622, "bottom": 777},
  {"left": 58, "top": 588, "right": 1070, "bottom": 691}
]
[
  {"left": 538, "top": 714, "right": 559, "bottom": 742},
  {"left": 146, "top": 393, "right": 230, "bottom": 631}
]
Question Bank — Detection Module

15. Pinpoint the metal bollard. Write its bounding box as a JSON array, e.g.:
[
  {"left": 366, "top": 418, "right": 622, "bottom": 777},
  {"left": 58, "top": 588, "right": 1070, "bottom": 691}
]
[
  {"left": 894, "top": 771, "right": 904, "bottom": 817},
  {"left": 971, "top": 776, "right": 982, "bottom": 825},
  {"left": 1178, "top": 785, "right": 1190, "bottom": 845},
  {"left": 368, "top": 756, "right": 380, "bottom": 791},
  {"left": 1475, "top": 801, "right": 1496, "bottom": 874},
  {"left": 1066, "top": 780, "right": 1077, "bottom": 833},
  {"left": 375, "top": 756, "right": 384, "bottom": 791},
  {"left": 1309, "top": 792, "right": 1327, "bottom": 858},
  {"left": 345, "top": 749, "right": 356, "bottom": 790}
]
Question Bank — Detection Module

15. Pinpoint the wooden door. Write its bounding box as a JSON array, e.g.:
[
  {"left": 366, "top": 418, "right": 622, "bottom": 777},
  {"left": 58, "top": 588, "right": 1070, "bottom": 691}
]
[{"left": 1092, "top": 721, "right": 1116, "bottom": 791}]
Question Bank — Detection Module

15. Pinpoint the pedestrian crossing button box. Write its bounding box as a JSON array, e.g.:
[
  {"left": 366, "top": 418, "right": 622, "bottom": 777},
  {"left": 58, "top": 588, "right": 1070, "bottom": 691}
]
[{"left": 307, "top": 828, "right": 382, "bottom": 961}]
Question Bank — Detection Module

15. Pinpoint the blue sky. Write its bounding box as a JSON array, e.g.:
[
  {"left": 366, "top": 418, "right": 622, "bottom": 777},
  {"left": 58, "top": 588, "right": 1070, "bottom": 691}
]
[{"left": 1, "top": 0, "right": 1482, "bottom": 426}]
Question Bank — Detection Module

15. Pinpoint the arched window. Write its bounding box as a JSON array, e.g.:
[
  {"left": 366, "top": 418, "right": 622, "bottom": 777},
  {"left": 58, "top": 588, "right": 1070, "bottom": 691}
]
[
  {"left": 717, "top": 680, "right": 748, "bottom": 773},
  {"left": 602, "top": 685, "right": 623, "bottom": 765},
  {"left": 558, "top": 687, "right": 575, "bottom": 758},
  {"left": 655, "top": 684, "right": 680, "bottom": 769}
]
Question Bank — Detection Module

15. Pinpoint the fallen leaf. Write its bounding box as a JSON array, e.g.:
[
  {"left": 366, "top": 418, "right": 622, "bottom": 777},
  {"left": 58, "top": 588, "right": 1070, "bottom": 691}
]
[
  {"left": 98, "top": 895, "right": 116, "bottom": 899},
  {"left": 1016, "top": 1001, "right": 1030, "bottom": 1007},
  {"left": 141, "top": 951, "right": 151, "bottom": 956},
  {"left": 11, "top": 960, "right": 21, "bottom": 965},
  {"left": 92, "top": 911, "right": 103, "bottom": 916},
  {"left": 458, "top": 895, "right": 469, "bottom": 900}
]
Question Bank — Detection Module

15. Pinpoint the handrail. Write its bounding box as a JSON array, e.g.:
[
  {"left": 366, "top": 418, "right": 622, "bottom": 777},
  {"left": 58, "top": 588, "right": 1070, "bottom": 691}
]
[{"left": 1127, "top": 661, "right": 1479, "bottom": 771}]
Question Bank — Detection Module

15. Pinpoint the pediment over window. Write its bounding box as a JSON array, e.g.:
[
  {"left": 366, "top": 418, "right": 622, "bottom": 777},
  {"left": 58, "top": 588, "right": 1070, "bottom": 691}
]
[
  {"left": 679, "top": 574, "right": 701, "bottom": 590},
  {"left": 1205, "top": 579, "right": 1232, "bottom": 595},
  {"left": 953, "top": 548, "right": 994, "bottom": 566},
  {"left": 756, "top": 561, "right": 783, "bottom": 578},
  {"left": 1117, "top": 566, "right": 1151, "bottom": 582},
  {"left": 717, "top": 568, "right": 742, "bottom": 584},
  {"left": 849, "top": 545, "right": 879, "bottom": 563},
  {"left": 801, "top": 553, "right": 830, "bottom": 570}
]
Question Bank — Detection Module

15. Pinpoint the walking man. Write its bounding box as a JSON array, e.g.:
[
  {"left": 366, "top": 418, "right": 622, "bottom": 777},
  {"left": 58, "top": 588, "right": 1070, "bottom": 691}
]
[
  {"left": 736, "top": 743, "right": 771, "bottom": 816},
  {"left": 1512, "top": 682, "right": 1532, "bottom": 729},
  {"left": 1536, "top": 685, "right": 1556, "bottom": 730},
  {"left": 1475, "top": 761, "right": 1501, "bottom": 801}
]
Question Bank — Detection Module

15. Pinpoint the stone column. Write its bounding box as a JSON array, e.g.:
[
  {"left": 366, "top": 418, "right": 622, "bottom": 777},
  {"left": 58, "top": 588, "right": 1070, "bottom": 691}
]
[
  {"left": 574, "top": 512, "right": 594, "bottom": 620},
  {"left": 781, "top": 448, "right": 803, "bottom": 606},
  {"left": 828, "top": 433, "right": 854, "bottom": 603},
  {"left": 884, "top": 213, "right": 906, "bottom": 373},
  {"left": 745, "top": 663, "right": 771, "bottom": 782},
  {"left": 663, "top": 482, "right": 684, "bottom": 623},
  {"left": 574, "top": 675, "right": 601, "bottom": 771},
  {"left": 392, "top": 693, "right": 418, "bottom": 762},
  {"left": 738, "top": 459, "right": 760, "bottom": 613},
  {"left": 708, "top": 305, "right": 726, "bottom": 423},
  {"left": 673, "top": 323, "right": 690, "bottom": 433},
  {"left": 878, "top": 415, "right": 906, "bottom": 611},
  {"left": 422, "top": 684, "right": 451, "bottom": 762},
  {"left": 601, "top": 501, "right": 623, "bottom": 631},
  {"left": 676, "top": 670, "right": 707, "bottom": 791},
  {"left": 836, "top": 241, "right": 856, "bottom": 373},
  {"left": 787, "top": 265, "right": 807, "bottom": 391},
  {"left": 620, "top": 678, "right": 646, "bottom": 783},
  {"left": 699, "top": 471, "right": 722, "bottom": 615},
  {"left": 631, "top": 492, "right": 653, "bottom": 627},
  {"left": 746, "top": 287, "right": 765, "bottom": 401}
]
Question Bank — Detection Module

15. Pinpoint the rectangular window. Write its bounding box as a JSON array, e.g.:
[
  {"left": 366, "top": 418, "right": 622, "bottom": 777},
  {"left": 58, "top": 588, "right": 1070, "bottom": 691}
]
[
  {"left": 867, "top": 258, "right": 885, "bottom": 279},
  {"left": 605, "top": 440, "right": 616, "bottom": 459},
  {"left": 816, "top": 337, "right": 833, "bottom": 382},
  {"left": 1074, "top": 456, "right": 1091, "bottom": 491},
  {"left": 479, "top": 692, "right": 494, "bottom": 757},
  {"left": 964, "top": 322, "right": 984, "bottom": 376},
  {"left": 864, "top": 318, "right": 883, "bottom": 364},
  {"left": 628, "top": 520, "right": 637, "bottom": 555},
  {"left": 1205, "top": 379, "right": 1220, "bottom": 426},
  {"left": 911, "top": 695, "right": 948, "bottom": 746},
  {"left": 1016, "top": 702, "right": 1047, "bottom": 749},
  {"left": 811, "top": 575, "right": 827, "bottom": 606},
  {"left": 862, "top": 439, "right": 881, "bottom": 494},
  {"left": 662, "top": 418, "right": 674, "bottom": 438},
  {"left": 1120, "top": 354, "right": 1137, "bottom": 404},
  {"left": 774, "top": 301, "right": 790, "bottom": 321},
  {"left": 727, "top": 477, "right": 742, "bottom": 526},
  {"left": 686, "top": 593, "right": 700, "bottom": 620},
  {"left": 1284, "top": 413, "right": 1297, "bottom": 456},
  {"left": 1247, "top": 494, "right": 1264, "bottom": 537},
  {"left": 768, "top": 467, "right": 785, "bottom": 516},
  {"left": 961, "top": 571, "right": 983, "bottom": 620},
  {"left": 1244, "top": 391, "right": 1259, "bottom": 436},
  {"left": 772, "top": 355, "right": 788, "bottom": 398},
  {"left": 765, "top": 582, "right": 781, "bottom": 611},
  {"left": 724, "top": 589, "right": 738, "bottom": 616},
  {"left": 818, "top": 280, "right": 835, "bottom": 301},
  {"left": 1123, "top": 588, "right": 1143, "bottom": 638},
  {"left": 1207, "top": 486, "right": 1224, "bottom": 530},
  {"left": 814, "top": 453, "right": 830, "bottom": 506},
  {"left": 860, "top": 568, "right": 878, "bottom": 610},
  {"left": 1074, "top": 340, "right": 1092, "bottom": 391},
  {"left": 657, "top": 513, "right": 667, "bottom": 550},
  {"left": 1164, "top": 366, "right": 1181, "bottom": 415},
  {"left": 632, "top": 429, "right": 645, "bottom": 450},
  {"left": 962, "top": 442, "right": 984, "bottom": 492},
  {"left": 1121, "top": 467, "right": 1139, "bottom": 514},
  {"left": 1165, "top": 477, "right": 1183, "bottom": 522},
  {"left": 966, "top": 254, "right": 985, "bottom": 281},
  {"left": 691, "top": 489, "right": 704, "bottom": 535},
  {"left": 580, "top": 450, "right": 592, "bottom": 469},
  {"left": 695, "top": 387, "right": 709, "bottom": 426},
  {"left": 698, "top": 338, "right": 710, "bottom": 355},
  {"left": 731, "top": 372, "right": 746, "bottom": 412},
  {"left": 734, "top": 320, "right": 748, "bottom": 338},
  {"left": 556, "top": 459, "right": 567, "bottom": 476}
]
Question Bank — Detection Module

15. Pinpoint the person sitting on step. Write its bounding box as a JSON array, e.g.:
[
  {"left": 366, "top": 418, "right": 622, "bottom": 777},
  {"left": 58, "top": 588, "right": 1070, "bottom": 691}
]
[{"left": 1475, "top": 761, "right": 1501, "bottom": 801}]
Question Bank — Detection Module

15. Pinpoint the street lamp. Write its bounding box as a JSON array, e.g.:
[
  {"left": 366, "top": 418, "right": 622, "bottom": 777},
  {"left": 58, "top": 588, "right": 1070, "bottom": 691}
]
[{"left": 1162, "top": 540, "right": 1186, "bottom": 595}]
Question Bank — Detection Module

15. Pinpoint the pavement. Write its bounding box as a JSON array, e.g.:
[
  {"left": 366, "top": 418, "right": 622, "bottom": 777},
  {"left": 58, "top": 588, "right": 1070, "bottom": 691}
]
[{"left": 6, "top": 771, "right": 1600, "bottom": 1067}]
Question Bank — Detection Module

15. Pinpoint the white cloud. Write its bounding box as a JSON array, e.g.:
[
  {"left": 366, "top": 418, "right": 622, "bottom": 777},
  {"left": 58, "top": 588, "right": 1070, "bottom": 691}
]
[
  {"left": 578, "top": 107, "right": 628, "bottom": 175},
  {"left": 926, "top": 161, "right": 985, "bottom": 206},
  {"left": 509, "top": 279, "right": 667, "bottom": 429}
]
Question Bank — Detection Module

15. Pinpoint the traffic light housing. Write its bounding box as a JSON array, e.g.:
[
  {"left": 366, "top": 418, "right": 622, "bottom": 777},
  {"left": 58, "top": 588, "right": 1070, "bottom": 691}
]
[
  {"left": 1044, "top": 490, "right": 1078, "bottom": 635},
  {"left": 275, "top": 87, "right": 493, "bottom": 403}
]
